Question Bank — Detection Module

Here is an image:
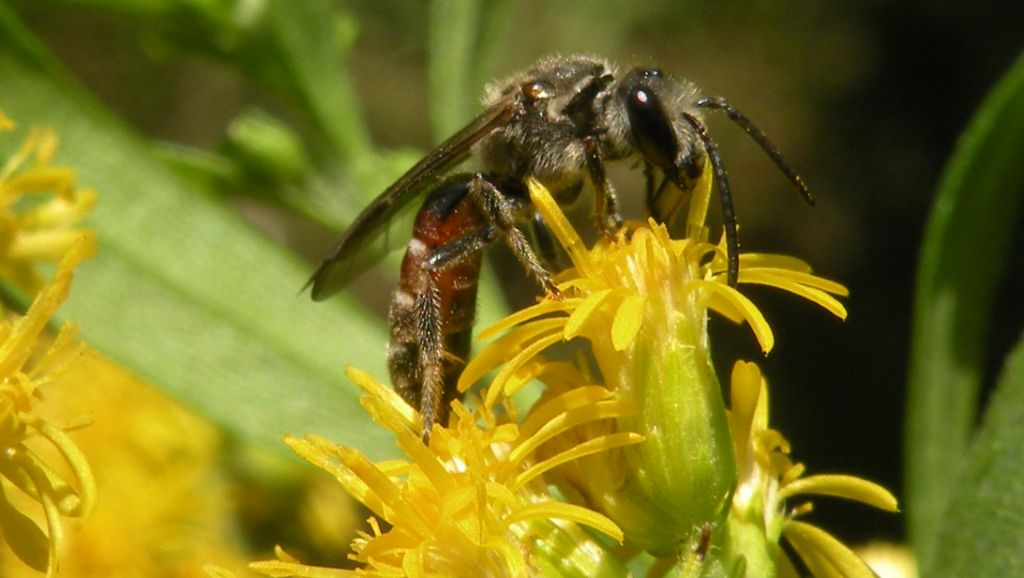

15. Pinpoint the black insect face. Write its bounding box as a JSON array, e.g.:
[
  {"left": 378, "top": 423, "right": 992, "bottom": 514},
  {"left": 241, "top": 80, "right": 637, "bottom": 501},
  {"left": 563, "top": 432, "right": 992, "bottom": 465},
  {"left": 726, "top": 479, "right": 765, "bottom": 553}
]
[
  {"left": 607, "top": 67, "right": 703, "bottom": 173},
  {"left": 624, "top": 71, "right": 683, "bottom": 174},
  {"left": 478, "top": 55, "right": 619, "bottom": 200}
]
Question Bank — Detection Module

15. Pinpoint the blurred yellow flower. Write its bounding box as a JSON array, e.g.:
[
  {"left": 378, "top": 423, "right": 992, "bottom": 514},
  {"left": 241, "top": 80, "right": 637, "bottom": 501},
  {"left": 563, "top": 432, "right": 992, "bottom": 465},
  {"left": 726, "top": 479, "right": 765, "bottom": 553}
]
[
  {"left": 856, "top": 541, "right": 918, "bottom": 578},
  {"left": 0, "top": 240, "right": 96, "bottom": 577},
  {"left": 2, "top": 342, "right": 251, "bottom": 578},
  {"left": 726, "top": 361, "right": 899, "bottom": 578},
  {"left": 251, "top": 367, "right": 641, "bottom": 578},
  {"left": 1, "top": 108, "right": 247, "bottom": 577},
  {"left": 0, "top": 113, "right": 96, "bottom": 294}
]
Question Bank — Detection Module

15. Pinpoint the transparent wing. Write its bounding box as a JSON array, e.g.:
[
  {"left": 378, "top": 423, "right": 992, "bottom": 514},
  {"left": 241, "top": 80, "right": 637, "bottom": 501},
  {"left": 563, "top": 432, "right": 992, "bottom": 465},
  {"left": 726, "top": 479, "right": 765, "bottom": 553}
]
[{"left": 307, "top": 95, "right": 521, "bottom": 301}]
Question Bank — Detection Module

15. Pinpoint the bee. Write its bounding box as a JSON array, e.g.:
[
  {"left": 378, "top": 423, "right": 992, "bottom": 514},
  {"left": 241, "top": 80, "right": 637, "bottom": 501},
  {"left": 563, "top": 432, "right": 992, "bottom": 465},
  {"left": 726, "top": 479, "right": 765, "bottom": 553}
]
[{"left": 308, "top": 54, "right": 813, "bottom": 441}]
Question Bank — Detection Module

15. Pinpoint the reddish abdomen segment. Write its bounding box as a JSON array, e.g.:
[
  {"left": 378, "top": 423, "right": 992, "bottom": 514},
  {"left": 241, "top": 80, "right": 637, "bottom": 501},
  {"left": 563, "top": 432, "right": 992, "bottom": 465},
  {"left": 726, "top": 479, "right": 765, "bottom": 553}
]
[{"left": 386, "top": 177, "right": 484, "bottom": 431}]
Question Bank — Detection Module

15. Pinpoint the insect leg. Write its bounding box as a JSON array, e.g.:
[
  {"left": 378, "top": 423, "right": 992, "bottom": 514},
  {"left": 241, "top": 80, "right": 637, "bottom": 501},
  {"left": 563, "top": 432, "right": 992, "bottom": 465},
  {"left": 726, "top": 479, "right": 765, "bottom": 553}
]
[
  {"left": 423, "top": 225, "right": 499, "bottom": 271},
  {"left": 468, "top": 174, "right": 561, "bottom": 297},
  {"left": 645, "top": 161, "right": 686, "bottom": 226},
  {"left": 529, "top": 212, "right": 566, "bottom": 273},
  {"left": 583, "top": 135, "right": 623, "bottom": 236},
  {"left": 414, "top": 225, "right": 498, "bottom": 441},
  {"left": 412, "top": 270, "right": 445, "bottom": 441},
  {"left": 682, "top": 112, "right": 740, "bottom": 287}
]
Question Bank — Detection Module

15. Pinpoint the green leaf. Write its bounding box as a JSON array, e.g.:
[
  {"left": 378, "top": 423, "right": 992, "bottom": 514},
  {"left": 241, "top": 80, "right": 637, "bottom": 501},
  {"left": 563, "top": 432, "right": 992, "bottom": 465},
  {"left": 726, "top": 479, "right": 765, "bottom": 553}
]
[
  {"left": 0, "top": 13, "right": 397, "bottom": 460},
  {"left": 38, "top": 0, "right": 371, "bottom": 165},
  {"left": 427, "top": 0, "right": 512, "bottom": 140},
  {"left": 259, "top": 0, "right": 371, "bottom": 163},
  {"left": 428, "top": 0, "right": 484, "bottom": 139},
  {"left": 905, "top": 52, "right": 1024, "bottom": 561},
  {"left": 925, "top": 331, "right": 1024, "bottom": 577}
]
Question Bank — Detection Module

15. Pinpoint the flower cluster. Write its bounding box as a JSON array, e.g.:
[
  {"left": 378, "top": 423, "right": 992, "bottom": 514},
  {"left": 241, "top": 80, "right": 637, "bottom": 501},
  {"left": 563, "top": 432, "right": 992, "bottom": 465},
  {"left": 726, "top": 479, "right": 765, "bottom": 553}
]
[
  {"left": 258, "top": 170, "right": 897, "bottom": 576},
  {"left": 0, "top": 239, "right": 96, "bottom": 577},
  {"left": 0, "top": 110, "right": 98, "bottom": 577},
  {"left": 252, "top": 367, "right": 640, "bottom": 577},
  {"left": 0, "top": 111, "right": 97, "bottom": 294}
]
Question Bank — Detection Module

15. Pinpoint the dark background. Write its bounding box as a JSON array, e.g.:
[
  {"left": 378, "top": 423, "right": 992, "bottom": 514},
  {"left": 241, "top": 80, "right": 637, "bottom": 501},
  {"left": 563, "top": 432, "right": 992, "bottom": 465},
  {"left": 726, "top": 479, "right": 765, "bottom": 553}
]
[{"left": 14, "top": 0, "right": 1023, "bottom": 548}]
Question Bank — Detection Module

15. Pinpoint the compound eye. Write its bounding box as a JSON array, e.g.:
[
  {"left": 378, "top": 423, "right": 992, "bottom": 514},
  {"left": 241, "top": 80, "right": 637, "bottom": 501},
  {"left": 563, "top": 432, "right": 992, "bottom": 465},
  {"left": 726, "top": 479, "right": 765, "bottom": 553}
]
[
  {"left": 523, "top": 80, "right": 554, "bottom": 101},
  {"left": 626, "top": 86, "right": 678, "bottom": 171}
]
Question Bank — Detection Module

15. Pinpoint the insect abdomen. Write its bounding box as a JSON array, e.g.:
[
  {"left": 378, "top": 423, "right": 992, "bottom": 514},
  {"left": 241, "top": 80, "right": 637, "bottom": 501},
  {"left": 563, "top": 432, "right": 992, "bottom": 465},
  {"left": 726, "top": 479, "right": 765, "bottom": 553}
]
[{"left": 387, "top": 177, "right": 484, "bottom": 431}]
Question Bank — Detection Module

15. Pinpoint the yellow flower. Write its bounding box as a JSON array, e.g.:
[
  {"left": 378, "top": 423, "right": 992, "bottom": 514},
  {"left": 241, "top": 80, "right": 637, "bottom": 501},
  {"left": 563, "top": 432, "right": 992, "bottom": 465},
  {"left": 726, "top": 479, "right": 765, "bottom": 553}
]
[
  {"left": 725, "top": 361, "right": 899, "bottom": 578},
  {"left": 459, "top": 177, "right": 848, "bottom": 557},
  {"left": 0, "top": 239, "right": 97, "bottom": 577},
  {"left": 0, "top": 112, "right": 97, "bottom": 294},
  {"left": 855, "top": 542, "right": 917, "bottom": 578},
  {"left": 251, "top": 367, "right": 642, "bottom": 578},
  {"left": 2, "top": 349, "right": 251, "bottom": 578}
]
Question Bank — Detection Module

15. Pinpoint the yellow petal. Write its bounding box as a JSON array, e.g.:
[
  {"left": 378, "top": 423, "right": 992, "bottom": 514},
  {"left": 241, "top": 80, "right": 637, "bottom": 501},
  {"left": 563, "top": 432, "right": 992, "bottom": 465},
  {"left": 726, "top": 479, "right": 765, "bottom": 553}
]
[
  {"left": 346, "top": 367, "right": 417, "bottom": 425},
  {"left": 249, "top": 560, "right": 354, "bottom": 577},
  {"left": 284, "top": 435, "right": 382, "bottom": 516},
  {"left": 741, "top": 270, "right": 848, "bottom": 320},
  {"left": 478, "top": 298, "right": 577, "bottom": 341},
  {"left": 779, "top": 474, "right": 899, "bottom": 513},
  {"left": 515, "top": 432, "right": 643, "bottom": 489},
  {"left": 752, "top": 267, "right": 850, "bottom": 297},
  {"left": 527, "top": 179, "right": 595, "bottom": 277},
  {"left": 505, "top": 502, "right": 623, "bottom": 543},
  {"left": 0, "top": 167, "right": 76, "bottom": 196},
  {"left": 202, "top": 563, "right": 241, "bottom": 578},
  {"left": 0, "top": 494, "right": 50, "bottom": 572},
  {"left": 0, "top": 237, "right": 92, "bottom": 376},
  {"left": 728, "top": 361, "right": 764, "bottom": 466},
  {"left": 611, "top": 293, "right": 645, "bottom": 351},
  {"left": 685, "top": 161, "right": 714, "bottom": 230},
  {"left": 500, "top": 359, "right": 547, "bottom": 398},
  {"left": 698, "top": 280, "right": 775, "bottom": 353},
  {"left": 461, "top": 318, "right": 564, "bottom": 395},
  {"left": 519, "top": 385, "right": 614, "bottom": 438},
  {"left": 22, "top": 187, "right": 98, "bottom": 228},
  {"left": 33, "top": 419, "right": 97, "bottom": 518},
  {"left": 485, "top": 328, "right": 565, "bottom": 406},
  {"left": 510, "top": 399, "right": 635, "bottom": 466},
  {"left": 738, "top": 252, "right": 813, "bottom": 273},
  {"left": 777, "top": 551, "right": 803, "bottom": 578},
  {"left": 564, "top": 289, "right": 613, "bottom": 340},
  {"left": 707, "top": 291, "right": 747, "bottom": 324},
  {"left": 784, "top": 520, "right": 878, "bottom": 578}
]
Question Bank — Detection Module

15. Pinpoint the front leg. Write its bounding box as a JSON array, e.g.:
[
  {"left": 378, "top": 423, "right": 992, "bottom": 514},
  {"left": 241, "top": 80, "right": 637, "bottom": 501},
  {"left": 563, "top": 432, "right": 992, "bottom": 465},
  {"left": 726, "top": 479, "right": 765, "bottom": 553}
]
[
  {"left": 468, "top": 174, "right": 561, "bottom": 298},
  {"left": 529, "top": 212, "right": 566, "bottom": 274},
  {"left": 583, "top": 135, "right": 623, "bottom": 237}
]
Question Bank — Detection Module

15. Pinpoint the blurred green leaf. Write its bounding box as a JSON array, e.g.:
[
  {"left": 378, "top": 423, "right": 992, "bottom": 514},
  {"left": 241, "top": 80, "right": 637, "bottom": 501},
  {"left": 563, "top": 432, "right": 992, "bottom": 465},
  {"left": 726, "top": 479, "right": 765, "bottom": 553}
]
[
  {"left": 37, "top": 0, "right": 371, "bottom": 164},
  {"left": 925, "top": 331, "right": 1024, "bottom": 577},
  {"left": 0, "top": 9, "right": 398, "bottom": 460},
  {"left": 428, "top": 0, "right": 483, "bottom": 139},
  {"left": 427, "top": 0, "right": 512, "bottom": 139},
  {"left": 905, "top": 52, "right": 1024, "bottom": 562},
  {"left": 255, "top": 0, "right": 370, "bottom": 163},
  {"left": 224, "top": 107, "right": 311, "bottom": 186}
]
